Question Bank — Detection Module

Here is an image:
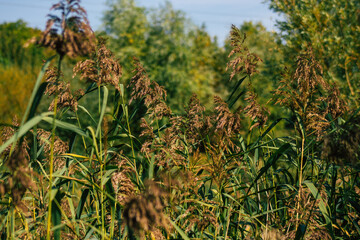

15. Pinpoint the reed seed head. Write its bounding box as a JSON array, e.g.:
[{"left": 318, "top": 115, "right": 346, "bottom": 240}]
[
  {"left": 244, "top": 84, "right": 269, "bottom": 130},
  {"left": 123, "top": 180, "right": 169, "bottom": 236},
  {"left": 73, "top": 38, "right": 122, "bottom": 91},
  {"left": 37, "top": 0, "right": 95, "bottom": 58},
  {"left": 128, "top": 58, "right": 171, "bottom": 121},
  {"left": 227, "top": 24, "right": 262, "bottom": 79}
]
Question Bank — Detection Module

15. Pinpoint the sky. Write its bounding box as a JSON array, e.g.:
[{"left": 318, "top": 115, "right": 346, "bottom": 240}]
[{"left": 0, "top": 0, "right": 281, "bottom": 44}]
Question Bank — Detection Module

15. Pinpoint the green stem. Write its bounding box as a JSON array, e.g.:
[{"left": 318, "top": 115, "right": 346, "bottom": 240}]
[
  {"left": 46, "top": 54, "right": 62, "bottom": 240},
  {"left": 296, "top": 136, "right": 305, "bottom": 228},
  {"left": 46, "top": 95, "right": 58, "bottom": 240},
  {"left": 75, "top": 111, "right": 87, "bottom": 151},
  {"left": 121, "top": 90, "right": 139, "bottom": 185},
  {"left": 98, "top": 87, "right": 105, "bottom": 239}
]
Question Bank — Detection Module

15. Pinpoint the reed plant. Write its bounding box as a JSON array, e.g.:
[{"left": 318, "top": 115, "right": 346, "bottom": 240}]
[{"left": 0, "top": 1, "right": 359, "bottom": 239}]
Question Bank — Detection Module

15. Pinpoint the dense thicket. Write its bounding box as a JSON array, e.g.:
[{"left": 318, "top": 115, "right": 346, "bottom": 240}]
[{"left": 0, "top": 0, "right": 359, "bottom": 239}]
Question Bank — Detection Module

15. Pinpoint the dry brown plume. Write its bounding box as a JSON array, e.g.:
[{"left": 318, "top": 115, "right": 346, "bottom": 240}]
[{"left": 37, "top": 0, "right": 95, "bottom": 58}]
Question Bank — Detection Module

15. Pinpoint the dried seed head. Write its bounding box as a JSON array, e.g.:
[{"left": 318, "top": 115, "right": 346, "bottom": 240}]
[
  {"left": 1, "top": 117, "right": 18, "bottom": 155},
  {"left": 37, "top": 129, "right": 68, "bottom": 171},
  {"left": 37, "top": 0, "right": 95, "bottom": 58},
  {"left": 123, "top": 180, "right": 169, "bottom": 236},
  {"left": 45, "top": 66, "right": 79, "bottom": 111},
  {"left": 325, "top": 83, "right": 348, "bottom": 118},
  {"left": 182, "top": 207, "right": 218, "bottom": 233},
  {"left": 262, "top": 228, "right": 284, "bottom": 240},
  {"left": 183, "top": 94, "right": 212, "bottom": 148},
  {"left": 186, "top": 94, "right": 207, "bottom": 130},
  {"left": 6, "top": 143, "right": 28, "bottom": 172},
  {"left": 285, "top": 187, "right": 331, "bottom": 240},
  {"left": 73, "top": 38, "right": 122, "bottom": 91},
  {"left": 227, "top": 25, "right": 262, "bottom": 79},
  {"left": 273, "top": 48, "right": 347, "bottom": 137},
  {"left": 0, "top": 145, "right": 37, "bottom": 211},
  {"left": 244, "top": 85, "right": 269, "bottom": 130},
  {"left": 128, "top": 58, "right": 171, "bottom": 120},
  {"left": 294, "top": 48, "right": 328, "bottom": 95},
  {"left": 0, "top": 116, "right": 30, "bottom": 159},
  {"left": 111, "top": 155, "right": 136, "bottom": 205},
  {"left": 140, "top": 116, "right": 185, "bottom": 168},
  {"left": 274, "top": 49, "right": 326, "bottom": 110},
  {"left": 214, "top": 95, "right": 242, "bottom": 136}
]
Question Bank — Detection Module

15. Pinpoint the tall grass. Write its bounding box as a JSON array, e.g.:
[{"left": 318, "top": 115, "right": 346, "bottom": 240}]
[{"left": 0, "top": 1, "right": 359, "bottom": 239}]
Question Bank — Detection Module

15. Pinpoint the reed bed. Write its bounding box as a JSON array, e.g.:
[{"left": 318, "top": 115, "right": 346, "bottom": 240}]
[{"left": 0, "top": 1, "right": 359, "bottom": 239}]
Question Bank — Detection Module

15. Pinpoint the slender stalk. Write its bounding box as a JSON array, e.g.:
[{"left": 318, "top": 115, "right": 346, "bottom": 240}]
[
  {"left": 10, "top": 205, "right": 14, "bottom": 240},
  {"left": 100, "top": 158, "right": 105, "bottom": 239},
  {"left": 97, "top": 86, "right": 105, "bottom": 239},
  {"left": 344, "top": 59, "right": 354, "bottom": 96},
  {"left": 296, "top": 136, "right": 305, "bottom": 228},
  {"left": 224, "top": 205, "right": 232, "bottom": 239},
  {"left": 47, "top": 54, "right": 62, "bottom": 240},
  {"left": 46, "top": 95, "right": 58, "bottom": 240},
  {"left": 75, "top": 111, "right": 87, "bottom": 151},
  {"left": 120, "top": 90, "right": 139, "bottom": 184}
]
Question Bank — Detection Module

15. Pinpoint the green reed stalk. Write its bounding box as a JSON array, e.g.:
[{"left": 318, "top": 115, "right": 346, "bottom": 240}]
[
  {"left": 120, "top": 86, "right": 139, "bottom": 185},
  {"left": 47, "top": 55, "right": 62, "bottom": 240},
  {"left": 98, "top": 86, "right": 105, "bottom": 239},
  {"left": 9, "top": 205, "right": 14, "bottom": 240},
  {"left": 296, "top": 136, "right": 305, "bottom": 228},
  {"left": 46, "top": 95, "right": 58, "bottom": 240},
  {"left": 75, "top": 111, "right": 87, "bottom": 151}
]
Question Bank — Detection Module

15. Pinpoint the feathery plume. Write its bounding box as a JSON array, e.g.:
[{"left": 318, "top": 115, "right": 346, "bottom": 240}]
[
  {"left": 73, "top": 38, "right": 122, "bottom": 91},
  {"left": 128, "top": 58, "right": 171, "bottom": 120},
  {"left": 123, "top": 180, "right": 169, "bottom": 237},
  {"left": 244, "top": 85, "right": 269, "bottom": 130},
  {"left": 227, "top": 25, "right": 262, "bottom": 80},
  {"left": 37, "top": 0, "right": 95, "bottom": 58},
  {"left": 45, "top": 66, "right": 80, "bottom": 111}
]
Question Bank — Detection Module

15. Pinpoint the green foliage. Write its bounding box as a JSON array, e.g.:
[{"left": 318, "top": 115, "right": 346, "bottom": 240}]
[
  {"left": 268, "top": 0, "right": 360, "bottom": 105},
  {"left": 0, "top": 21, "right": 52, "bottom": 124},
  {"left": 0, "top": 20, "right": 44, "bottom": 69}
]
